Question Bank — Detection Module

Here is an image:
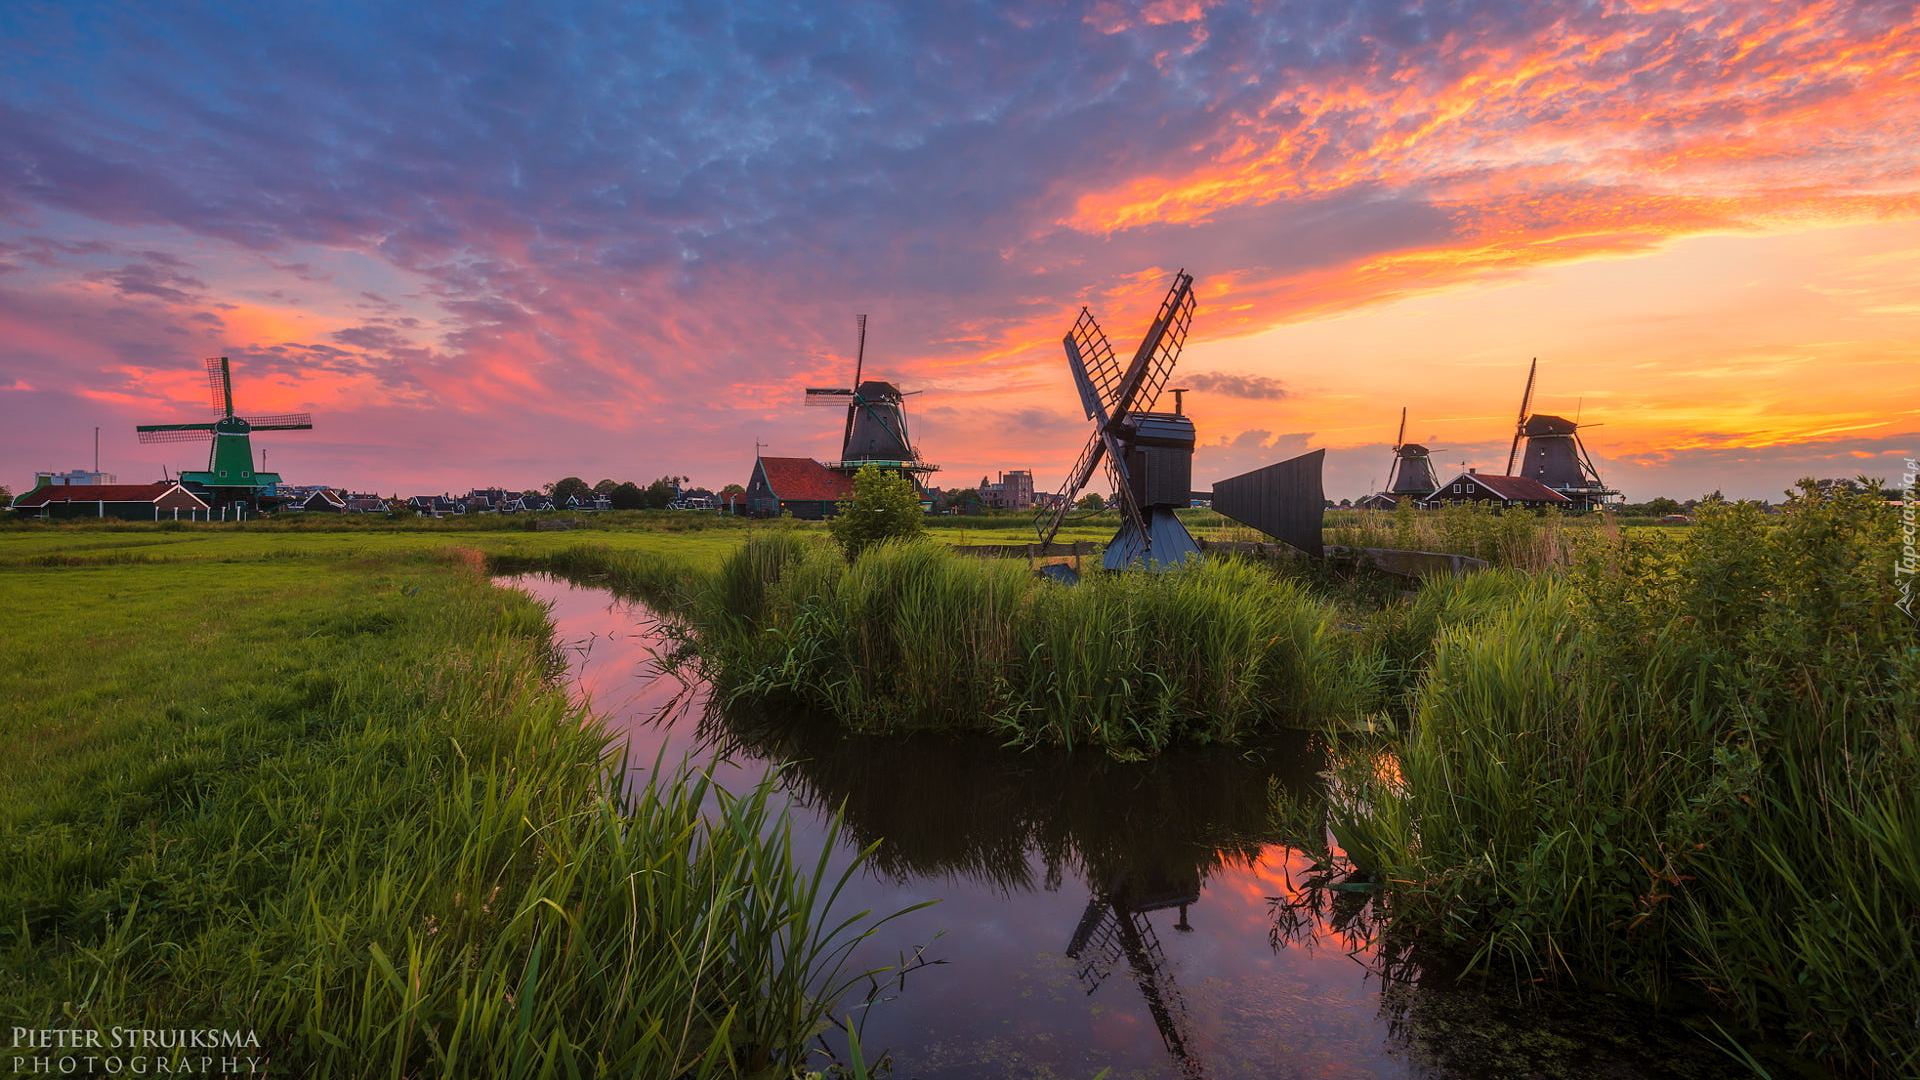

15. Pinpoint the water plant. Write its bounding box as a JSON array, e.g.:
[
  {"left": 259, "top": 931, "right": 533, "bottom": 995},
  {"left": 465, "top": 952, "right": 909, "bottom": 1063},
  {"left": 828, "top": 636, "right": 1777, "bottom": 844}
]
[
  {"left": 680, "top": 534, "right": 1438, "bottom": 751},
  {"left": 1325, "top": 481, "right": 1918, "bottom": 1076}
]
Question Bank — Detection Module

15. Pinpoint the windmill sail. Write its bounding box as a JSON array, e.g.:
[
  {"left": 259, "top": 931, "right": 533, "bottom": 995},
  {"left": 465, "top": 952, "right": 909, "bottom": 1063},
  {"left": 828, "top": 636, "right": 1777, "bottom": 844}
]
[
  {"left": 238, "top": 412, "right": 314, "bottom": 430},
  {"left": 207, "top": 356, "right": 234, "bottom": 415},
  {"left": 1505, "top": 357, "right": 1536, "bottom": 476},
  {"left": 136, "top": 425, "right": 217, "bottom": 444}
]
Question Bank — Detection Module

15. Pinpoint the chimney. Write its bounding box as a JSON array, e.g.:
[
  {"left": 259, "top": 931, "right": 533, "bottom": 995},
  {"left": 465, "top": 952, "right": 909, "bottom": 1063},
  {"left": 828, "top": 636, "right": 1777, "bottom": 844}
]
[{"left": 1468, "top": 467, "right": 1477, "bottom": 474}]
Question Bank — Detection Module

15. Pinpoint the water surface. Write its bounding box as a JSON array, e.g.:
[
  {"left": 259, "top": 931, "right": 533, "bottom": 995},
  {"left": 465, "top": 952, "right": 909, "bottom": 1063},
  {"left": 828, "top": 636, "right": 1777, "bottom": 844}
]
[{"left": 508, "top": 573, "right": 1761, "bottom": 1080}]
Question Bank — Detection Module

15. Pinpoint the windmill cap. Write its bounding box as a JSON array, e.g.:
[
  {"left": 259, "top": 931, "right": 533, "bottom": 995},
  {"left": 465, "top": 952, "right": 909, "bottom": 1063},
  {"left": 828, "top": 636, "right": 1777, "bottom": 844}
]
[
  {"left": 1524, "top": 414, "right": 1580, "bottom": 436},
  {"left": 855, "top": 379, "right": 905, "bottom": 399}
]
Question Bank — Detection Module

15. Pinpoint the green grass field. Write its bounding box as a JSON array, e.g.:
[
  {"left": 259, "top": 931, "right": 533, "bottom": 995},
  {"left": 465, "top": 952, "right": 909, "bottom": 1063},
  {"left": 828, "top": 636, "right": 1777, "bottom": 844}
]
[
  {"left": 5, "top": 499, "right": 1902, "bottom": 1076},
  {"left": 0, "top": 530, "right": 899, "bottom": 1078}
]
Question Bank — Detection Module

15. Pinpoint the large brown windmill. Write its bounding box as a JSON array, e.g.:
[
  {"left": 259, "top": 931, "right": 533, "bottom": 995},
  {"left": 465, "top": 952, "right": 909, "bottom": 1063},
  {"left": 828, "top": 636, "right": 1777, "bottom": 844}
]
[
  {"left": 803, "top": 315, "right": 939, "bottom": 487},
  {"left": 1504, "top": 358, "right": 1618, "bottom": 510}
]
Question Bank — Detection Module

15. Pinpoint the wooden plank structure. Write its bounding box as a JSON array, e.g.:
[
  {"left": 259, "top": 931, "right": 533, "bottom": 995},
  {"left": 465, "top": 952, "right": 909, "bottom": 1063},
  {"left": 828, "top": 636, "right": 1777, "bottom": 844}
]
[
  {"left": 951, "top": 540, "right": 1094, "bottom": 562},
  {"left": 1209, "top": 449, "right": 1326, "bottom": 557}
]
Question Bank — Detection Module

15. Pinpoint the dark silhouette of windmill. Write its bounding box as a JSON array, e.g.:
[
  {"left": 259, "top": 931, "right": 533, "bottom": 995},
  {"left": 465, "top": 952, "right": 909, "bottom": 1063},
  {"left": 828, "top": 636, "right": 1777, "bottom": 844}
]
[
  {"left": 1503, "top": 359, "right": 1618, "bottom": 510},
  {"left": 1386, "top": 407, "right": 1440, "bottom": 497},
  {"left": 135, "top": 357, "right": 311, "bottom": 506},
  {"left": 804, "top": 315, "right": 939, "bottom": 487},
  {"left": 1038, "top": 270, "right": 1203, "bottom": 570}
]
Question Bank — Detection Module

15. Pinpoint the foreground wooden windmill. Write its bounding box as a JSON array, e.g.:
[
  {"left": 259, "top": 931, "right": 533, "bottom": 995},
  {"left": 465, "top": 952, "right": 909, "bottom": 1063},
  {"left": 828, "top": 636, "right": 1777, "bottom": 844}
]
[
  {"left": 1038, "top": 270, "right": 1325, "bottom": 568},
  {"left": 135, "top": 356, "right": 312, "bottom": 506},
  {"left": 1038, "top": 270, "right": 1204, "bottom": 570}
]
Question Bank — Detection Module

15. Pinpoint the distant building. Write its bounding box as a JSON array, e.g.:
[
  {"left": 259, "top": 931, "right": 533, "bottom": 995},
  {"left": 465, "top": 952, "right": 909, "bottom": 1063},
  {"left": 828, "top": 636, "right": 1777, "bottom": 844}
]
[
  {"left": 35, "top": 469, "right": 119, "bottom": 487},
  {"left": 1424, "top": 471, "right": 1573, "bottom": 511},
  {"left": 746, "top": 456, "right": 855, "bottom": 519},
  {"left": 289, "top": 488, "right": 348, "bottom": 512},
  {"left": 407, "top": 494, "right": 462, "bottom": 516},
  {"left": 12, "top": 482, "right": 210, "bottom": 520},
  {"left": 978, "top": 469, "right": 1035, "bottom": 510}
]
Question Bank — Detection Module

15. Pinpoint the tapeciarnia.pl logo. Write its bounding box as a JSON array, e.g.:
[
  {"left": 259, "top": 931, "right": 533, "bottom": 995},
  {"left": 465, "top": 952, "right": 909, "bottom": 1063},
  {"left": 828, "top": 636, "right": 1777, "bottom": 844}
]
[{"left": 1900, "top": 458, "right": 1917, "bottom": 626}]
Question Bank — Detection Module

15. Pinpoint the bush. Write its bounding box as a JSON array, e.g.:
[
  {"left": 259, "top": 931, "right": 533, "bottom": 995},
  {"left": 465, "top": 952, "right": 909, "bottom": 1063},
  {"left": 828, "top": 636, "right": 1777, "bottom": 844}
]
[{"left": 827, "top": 465, "right": 925, "bottom": 562}]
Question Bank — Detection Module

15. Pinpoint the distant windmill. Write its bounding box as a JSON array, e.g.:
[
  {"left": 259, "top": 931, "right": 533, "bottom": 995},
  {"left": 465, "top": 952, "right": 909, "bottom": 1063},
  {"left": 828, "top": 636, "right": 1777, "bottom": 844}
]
[
  {"left": 803, "top": 315, "right": 939, "bottom": 484},
  {"left": 1038, "top": 270, "right": 1202, "bottom": 570},
  {"left": 135, "top": 357, "right": 311, "bottom": 505},
  {"left": 1503, "top": 358, "right": 1619, "bottom": 510},
  {"left": 1385, "top": 407, "right": 1441, "bottom": 497}
]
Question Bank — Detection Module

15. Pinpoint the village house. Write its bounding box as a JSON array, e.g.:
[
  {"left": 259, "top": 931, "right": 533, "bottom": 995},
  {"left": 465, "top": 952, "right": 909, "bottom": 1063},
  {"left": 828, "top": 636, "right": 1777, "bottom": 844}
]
[
  {"left": 1423, "top": 470, "right": 1574, "bottom": 510},
  {"left": 745, "top": 457, "right": 855, "bottom": 519},
  {"left": 11, "top": 481, "right": 211, "bottom": 521}
]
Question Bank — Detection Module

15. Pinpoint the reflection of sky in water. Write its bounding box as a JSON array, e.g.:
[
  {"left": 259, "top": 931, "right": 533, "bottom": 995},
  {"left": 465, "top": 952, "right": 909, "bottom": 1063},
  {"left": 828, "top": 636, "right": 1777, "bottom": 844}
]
[{"left": 506, "top": 575, "right": 1747, "bottom": 1080}]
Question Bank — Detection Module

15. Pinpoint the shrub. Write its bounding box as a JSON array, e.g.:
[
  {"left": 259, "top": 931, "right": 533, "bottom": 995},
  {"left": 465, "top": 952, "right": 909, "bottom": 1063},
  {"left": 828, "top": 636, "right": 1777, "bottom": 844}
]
[{"left": 828, "top": 465, "right": 925, "bottom": 562}]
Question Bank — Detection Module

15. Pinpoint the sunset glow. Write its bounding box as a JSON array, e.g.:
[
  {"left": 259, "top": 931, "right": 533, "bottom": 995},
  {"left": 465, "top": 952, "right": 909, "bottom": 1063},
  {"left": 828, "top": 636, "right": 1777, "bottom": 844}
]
[{"left": 2, "top": 0, "right": 1915, "bottom": 499}]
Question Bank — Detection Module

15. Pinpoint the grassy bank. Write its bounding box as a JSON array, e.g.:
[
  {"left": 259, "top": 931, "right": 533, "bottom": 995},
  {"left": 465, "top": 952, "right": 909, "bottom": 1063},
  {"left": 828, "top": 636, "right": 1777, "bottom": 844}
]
[
  {"left": 654, "top": 530, "right": 1532, "bottom": 752},
  {"left": 1326, "top": 484, "right": 1917, "bottom": 1076},
  {"left": 0, "top": 541, "right": 895, "bottom": 1078}
]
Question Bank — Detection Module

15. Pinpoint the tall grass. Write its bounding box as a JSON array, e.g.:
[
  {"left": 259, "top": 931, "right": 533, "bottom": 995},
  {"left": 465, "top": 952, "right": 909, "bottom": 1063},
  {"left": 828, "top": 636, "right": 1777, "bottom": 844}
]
[
  {"left": 1325, "top": 501, "right": 1591, "bottom": 569},
  {"left": 679, "top": 533, "right": 1474, "bottom": 752},
  {"left": 1326, "top": 483, "right": 1918, "bottom": 1076},
  {"left": 0, "top": 548, "right": 902, "bottom": 1078}
]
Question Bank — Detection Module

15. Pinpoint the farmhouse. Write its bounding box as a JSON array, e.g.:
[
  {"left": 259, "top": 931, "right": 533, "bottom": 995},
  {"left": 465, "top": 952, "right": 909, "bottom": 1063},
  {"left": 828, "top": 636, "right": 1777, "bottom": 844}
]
[
  {"left": 1425, "top": 471, "right": 1573, "bottom": 510},
  {"left": 746, "top": 456, "right": 855, "bottom": 519},
  {"left": 12, "top": 482, "right": 212, "bottom": 520}
]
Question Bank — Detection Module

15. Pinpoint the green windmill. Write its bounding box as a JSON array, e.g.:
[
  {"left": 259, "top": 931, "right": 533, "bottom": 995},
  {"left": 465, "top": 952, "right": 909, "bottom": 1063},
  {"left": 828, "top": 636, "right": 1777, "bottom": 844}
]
[{"left": 136, "top": 357, "right": 313, "bottom": 505}]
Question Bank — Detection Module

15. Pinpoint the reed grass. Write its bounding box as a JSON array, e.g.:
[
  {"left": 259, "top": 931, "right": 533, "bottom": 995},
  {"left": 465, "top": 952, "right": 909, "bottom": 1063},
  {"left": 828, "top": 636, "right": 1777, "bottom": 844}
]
[
  {"left": 1325, "top": 501, "right": 1592, "bottom": 570},
  {"left": 674, "top": 533, "right": 1480, "bottom": 752},
  {"left": 1324, "top": 482, "right": 1918, "bottom": 1076},
  {"left": 0, "top": 545, "right": 903, "bottom": 1078}
]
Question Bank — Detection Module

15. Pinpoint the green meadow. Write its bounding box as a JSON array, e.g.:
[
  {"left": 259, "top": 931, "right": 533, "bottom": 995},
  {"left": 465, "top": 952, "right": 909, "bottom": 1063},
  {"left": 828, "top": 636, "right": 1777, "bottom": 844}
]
[
  {"left": 3, "top": 491, "right": 1913, "bottom": 1076},
  {"left": 0, "top": 526, "right": 903, "bottom": 1078}
]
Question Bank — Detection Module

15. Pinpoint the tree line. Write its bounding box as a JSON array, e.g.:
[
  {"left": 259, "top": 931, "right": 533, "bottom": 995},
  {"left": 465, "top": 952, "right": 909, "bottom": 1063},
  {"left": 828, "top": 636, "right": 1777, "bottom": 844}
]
[{"left": 545, "top": 475, "right": 690, "bottom": 510}]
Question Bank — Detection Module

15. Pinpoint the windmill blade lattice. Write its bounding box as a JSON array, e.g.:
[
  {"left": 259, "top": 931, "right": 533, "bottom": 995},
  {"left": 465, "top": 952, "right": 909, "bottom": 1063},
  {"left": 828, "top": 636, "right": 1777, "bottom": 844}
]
[
  {"left": 1064, "top": 308, "right": 1123, "bottom": 421},
  {"left": 1111, "top": 271, "right": 1196, "bottom": 421},
  {"left": 240, "top": 412, "right": 314, "bottom": 430},
  {"left": 137, "top": 426, "right": 216, "bottom": 444},
  {"left": 1038, "top": 272, "right": 1196, "bottom": 549},
  {"left": 207, "top": 356, "right": 236, "bottom": 415}
]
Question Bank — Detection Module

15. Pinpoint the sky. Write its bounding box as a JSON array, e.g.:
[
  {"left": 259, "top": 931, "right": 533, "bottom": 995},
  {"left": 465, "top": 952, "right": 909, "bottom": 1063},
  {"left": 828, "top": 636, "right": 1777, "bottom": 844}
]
[{"left": 2, "top": 0, "right": 1916, "bottom": 503}]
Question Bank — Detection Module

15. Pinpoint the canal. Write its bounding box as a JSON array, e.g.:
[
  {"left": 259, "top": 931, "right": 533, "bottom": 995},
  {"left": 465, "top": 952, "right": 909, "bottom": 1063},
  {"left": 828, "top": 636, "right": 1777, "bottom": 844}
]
[{"left": 505, "top": 573, "right": 1766, "bottom": 1080}]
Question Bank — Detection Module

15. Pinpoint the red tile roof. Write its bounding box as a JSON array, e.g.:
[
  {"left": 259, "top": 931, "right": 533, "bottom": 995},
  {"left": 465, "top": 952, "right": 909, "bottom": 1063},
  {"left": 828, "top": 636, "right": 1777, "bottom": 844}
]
[
  {"left": 758, "top": 457, "right": 854, "bottom": 502},
  {"left": 13, "top": 483, "right": 206, "bottom": 507},
  {"left": 1436, "top": 473, "right": 1572, "bottom": 504}
]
